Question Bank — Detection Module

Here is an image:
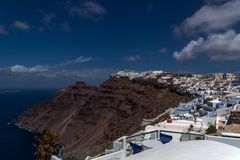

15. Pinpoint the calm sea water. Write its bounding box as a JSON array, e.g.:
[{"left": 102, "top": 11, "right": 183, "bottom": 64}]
[{"left": 0, "top": 89, "right": 57, "bottom": 160}]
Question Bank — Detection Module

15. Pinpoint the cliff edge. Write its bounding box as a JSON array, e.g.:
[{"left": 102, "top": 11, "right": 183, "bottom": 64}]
[{"left": 18, "top": 72, "right": 193, "bottom": 159}]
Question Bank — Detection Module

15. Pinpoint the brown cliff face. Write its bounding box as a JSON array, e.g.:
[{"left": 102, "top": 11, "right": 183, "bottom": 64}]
[{"left": 18, "top": 77, "right": 192, "bottom": 159}]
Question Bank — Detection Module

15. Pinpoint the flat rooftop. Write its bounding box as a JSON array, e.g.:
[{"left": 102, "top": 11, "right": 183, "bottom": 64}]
[{"left": 127, "top": 140, "right": 240, "bottom": 160}]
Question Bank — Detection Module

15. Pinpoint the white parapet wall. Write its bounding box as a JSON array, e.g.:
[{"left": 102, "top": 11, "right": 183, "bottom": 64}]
[
  {"left": 87, "top": 150, "right": 126, "bottom": 160},
  {"left": 205, "top": 135, "right": 240, "bottom": 149},
  {"left": 86, "top": 136, "right": 127, "bottom": 160},
  {"left": 51, "top": 155, "right": 62, "bottom": 160}
]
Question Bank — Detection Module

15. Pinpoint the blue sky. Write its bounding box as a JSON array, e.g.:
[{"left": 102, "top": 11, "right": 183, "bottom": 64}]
[{"left": 1, "top": 0, "right": 240, "bottom": 88}]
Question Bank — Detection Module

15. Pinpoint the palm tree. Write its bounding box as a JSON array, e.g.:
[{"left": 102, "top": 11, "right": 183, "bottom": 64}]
[{"left": 34, "top": 129, "right": 60, "bottom": 160}]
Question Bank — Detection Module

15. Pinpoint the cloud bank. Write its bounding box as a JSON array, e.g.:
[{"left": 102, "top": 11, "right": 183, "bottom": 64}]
[
  {"left": 173, "top": 30, "right": 240, "bottom": 61},
  {"left": 174, "top": 0, "right": 240, "bottom": 62},
  {"left": 175, "top": 0, "right": 240, "bottom": 35},
  {"left": 0, "top": 56, "right": 112, "bottom": 88},
  {"left": 10, "top": 65, "right": 48, "bottom": 73},
  {"left": 0, "top": 67, "right": 114, "bottom": 88}
]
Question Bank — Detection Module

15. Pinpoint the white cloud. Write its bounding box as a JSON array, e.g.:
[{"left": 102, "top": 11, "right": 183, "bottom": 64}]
[
  {"left": 74, "top": 56, "right": 92, "bottom": 63},
  {"left": 67, "top": 1, "right": 106, "bottom": 22},
  {"left": 173, "top": 38, "right": 204, "bottom": 61},
  {"left": 0, "top": 25, "right": 8, "bottom": 35},
  {"left": 13, "top": 20, "right": 31, "bottom": 31},
  {"left": 205, "top": 0, "right": 228, "bottom": 4},
  {"left": 9, "top": 56, "right": 92, "bottom": 74},
  {"left": 173, "top": 30, "right": 240, "bottom": 61},
  {"left": 124, "top": 55, "right": 141, "bottom": 62},
  {"left": 6, "top": 55, "right": 93, "bottom": 74},
  {"left": 11, "top": 65, "right": 29, "bottom": 73},
  {"left": 9, "top": 64, "right": 97, "bottom": 77},
  {"left": 29, "top": 65, "right": 49, "bottom": 72},
  {"left": 10, "top": 65, "right": 48, "bottom": 73},
  {"left": 175, "top": 0, "right": 240, "bottom": 34},
  {"left": 59, "top": 56, "right": 92, "bottom": 66}
]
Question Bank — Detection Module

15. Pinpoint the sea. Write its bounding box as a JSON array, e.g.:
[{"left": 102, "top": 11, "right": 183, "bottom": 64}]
[{"left": 0, "top": 89, "right": 58, "bottom": 160}]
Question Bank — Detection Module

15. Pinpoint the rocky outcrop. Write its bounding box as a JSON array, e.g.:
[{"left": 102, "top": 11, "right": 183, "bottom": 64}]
[{"left": 18, "top": 76, "right": 192, "bottom": 159}]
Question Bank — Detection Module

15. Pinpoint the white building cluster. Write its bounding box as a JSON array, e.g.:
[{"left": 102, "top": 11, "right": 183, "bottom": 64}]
[{"left": 53, "top": 71, "right": 240, "bottom": 160}]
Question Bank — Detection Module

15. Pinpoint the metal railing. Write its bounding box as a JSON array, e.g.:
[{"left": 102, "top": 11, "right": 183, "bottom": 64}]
[
  {"left": 126, "top": 130, "right": 159, "bottom": 143},
  {"left": 126, "top": 130, "right": 204, "bottom": 144},
  {"left": 87, "top": 130, "right": 205, "bottom": 160},
  {"left": 159, "top": 130, "right": 205, "bottom": 141}
]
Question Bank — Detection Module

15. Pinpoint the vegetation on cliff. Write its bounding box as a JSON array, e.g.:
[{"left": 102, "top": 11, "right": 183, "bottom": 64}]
[{"left": 34, "top": 129, "right": 60, "bottom": 160}]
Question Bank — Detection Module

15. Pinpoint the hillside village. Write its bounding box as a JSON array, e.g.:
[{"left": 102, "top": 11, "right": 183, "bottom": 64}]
[
  {"left": 72, "top": 71, "right": 240, "bottom": 160},
  {"left": 113, "top": 71, "right": 240, "bottom": 135}
]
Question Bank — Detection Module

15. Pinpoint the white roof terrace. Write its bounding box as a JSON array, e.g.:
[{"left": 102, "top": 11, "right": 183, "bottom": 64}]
[{"left": 127, "top": 140, "right": 240, "bottom": 160}]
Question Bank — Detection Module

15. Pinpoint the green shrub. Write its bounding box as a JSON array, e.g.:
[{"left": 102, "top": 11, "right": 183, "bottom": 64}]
[{"left": 205, "top": 124, "right": 217, "bottom": 134}]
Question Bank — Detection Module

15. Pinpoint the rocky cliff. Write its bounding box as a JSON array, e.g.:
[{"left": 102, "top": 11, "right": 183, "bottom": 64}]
[{"left": 18, "top": 75, "right": 193, "bottom": 159}]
